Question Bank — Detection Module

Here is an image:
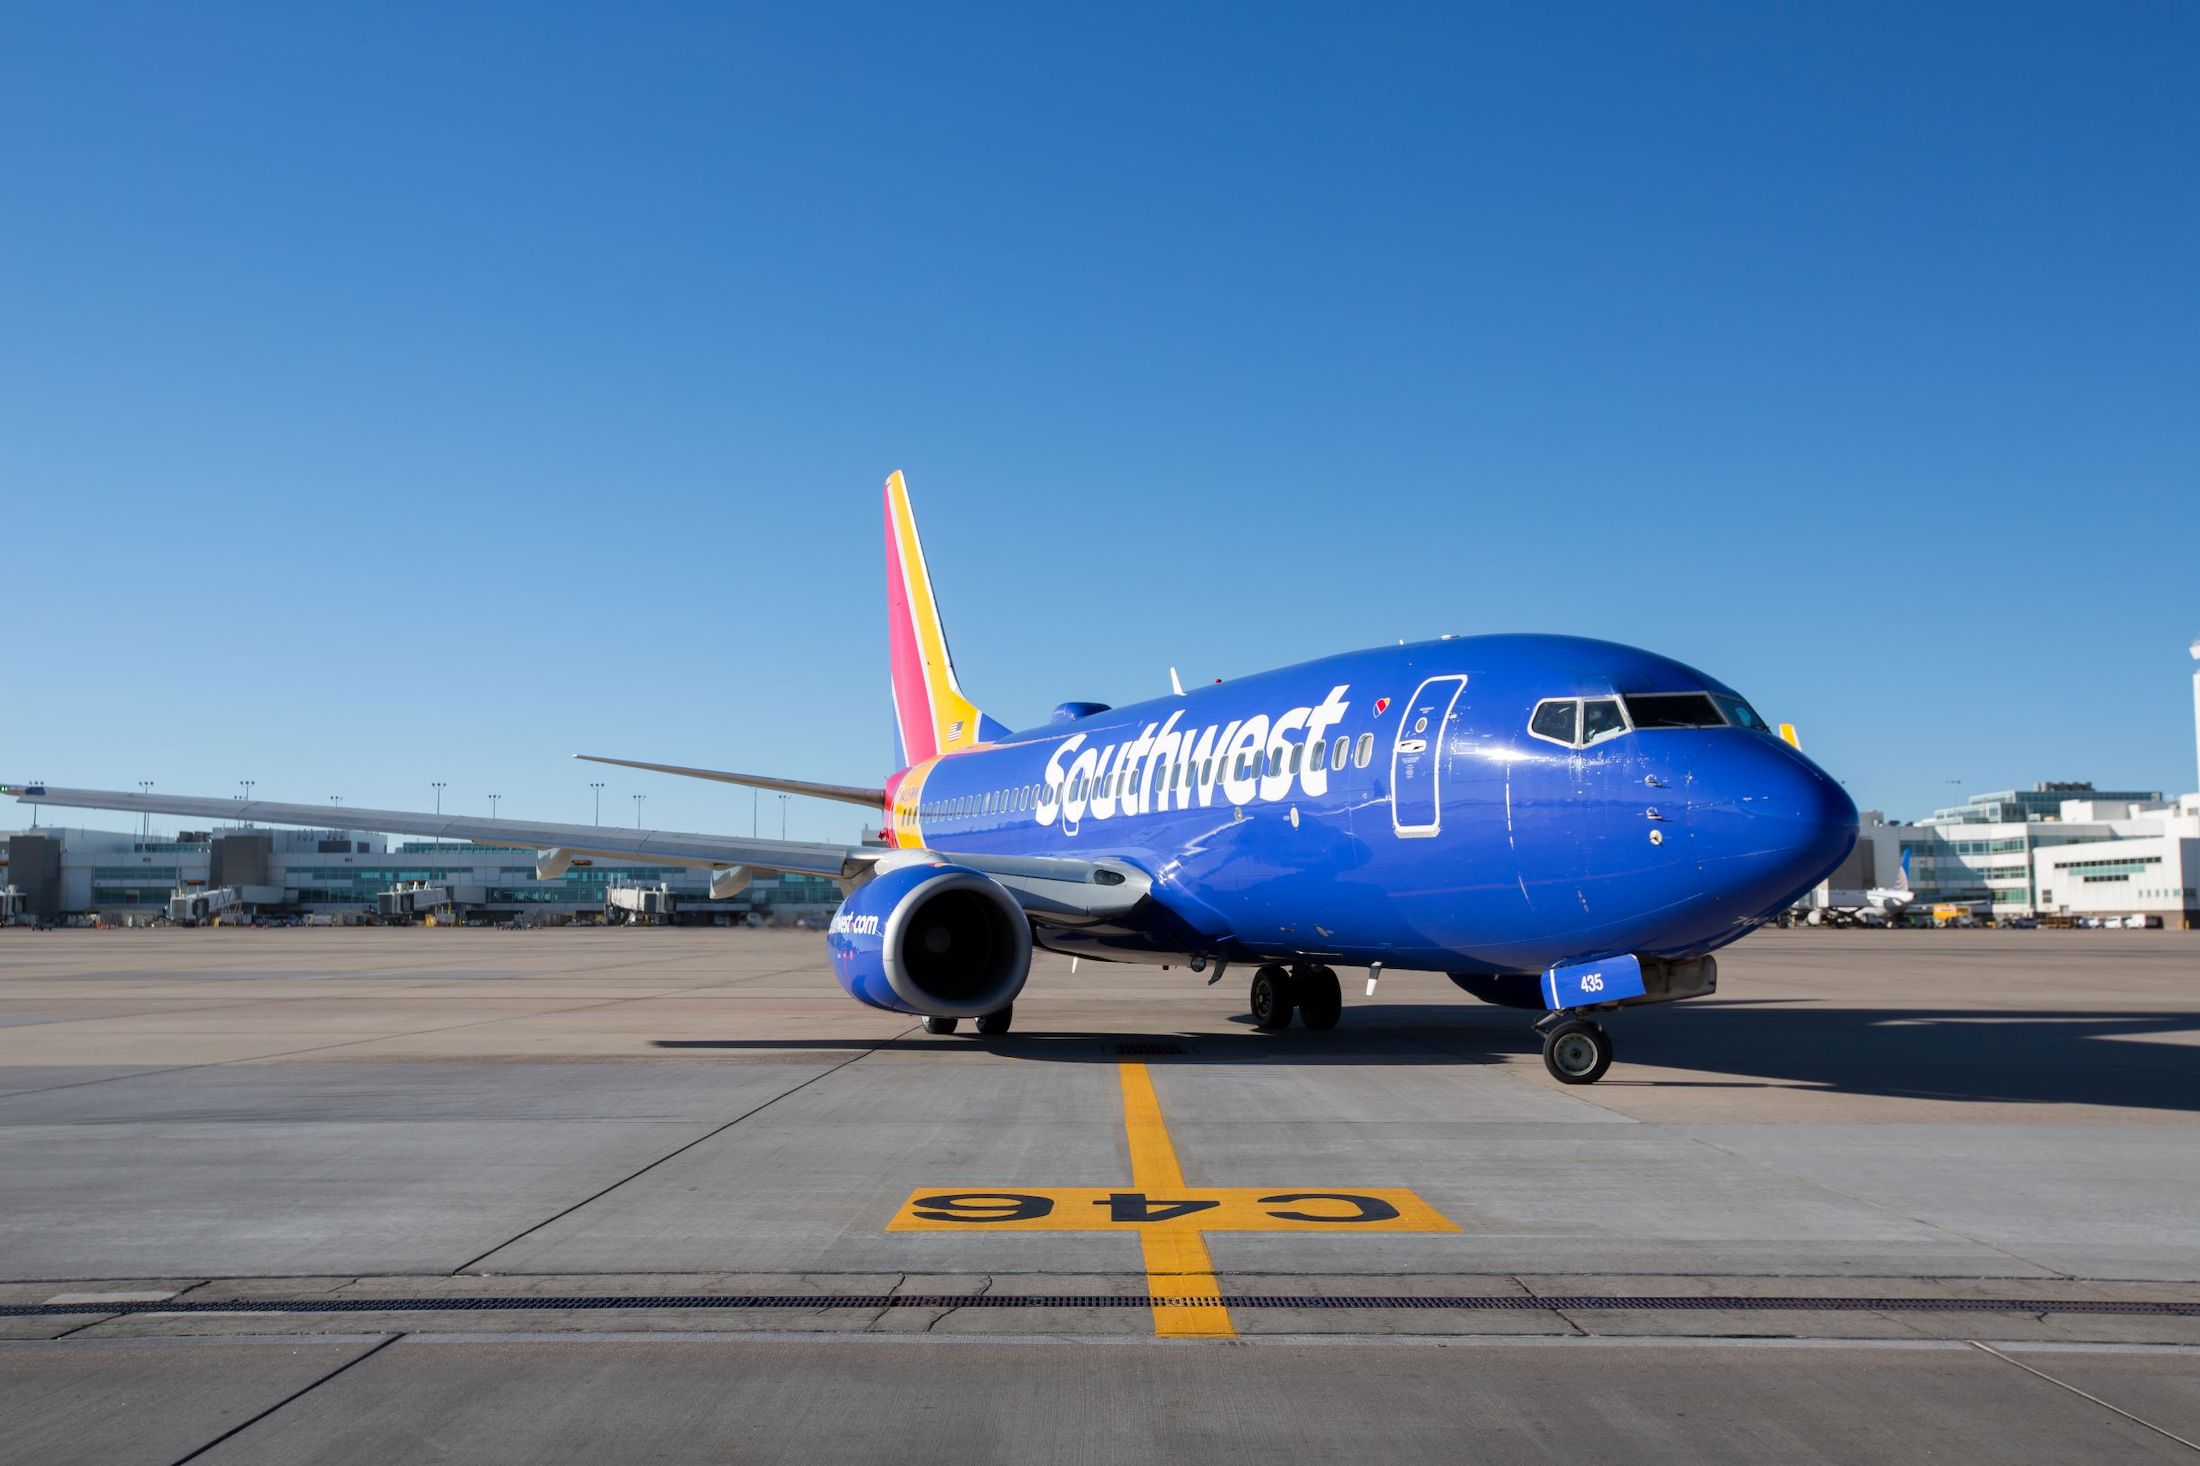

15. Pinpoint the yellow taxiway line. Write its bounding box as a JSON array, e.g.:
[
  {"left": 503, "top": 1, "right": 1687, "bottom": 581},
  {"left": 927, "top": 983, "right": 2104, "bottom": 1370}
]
[{"left": 1117, "top": 1061, "right": 1237, "bottom": 1338}]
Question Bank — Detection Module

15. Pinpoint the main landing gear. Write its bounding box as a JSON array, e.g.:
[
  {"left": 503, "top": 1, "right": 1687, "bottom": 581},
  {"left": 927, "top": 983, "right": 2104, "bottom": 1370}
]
[
  {"left": 1250, "top": 964, "right": 1343, "bottom": 1032},
  {"left": 922, "top": 1004, "right": 1014, "bottom": 1037},
  {"left": 1535, "top": 1013, "right": 1614, "bottom": 1085}
]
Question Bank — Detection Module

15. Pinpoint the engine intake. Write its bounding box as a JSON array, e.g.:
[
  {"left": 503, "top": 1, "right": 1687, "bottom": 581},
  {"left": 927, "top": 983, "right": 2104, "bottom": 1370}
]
[{"left": 827, "top": 864, "right": 1032, "bottom": 1018}]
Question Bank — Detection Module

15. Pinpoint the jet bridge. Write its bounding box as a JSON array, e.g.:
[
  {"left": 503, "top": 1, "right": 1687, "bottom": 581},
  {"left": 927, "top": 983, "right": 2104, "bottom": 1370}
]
[{"left": 606, "top": 882, "right": 674, "bottom": 924}]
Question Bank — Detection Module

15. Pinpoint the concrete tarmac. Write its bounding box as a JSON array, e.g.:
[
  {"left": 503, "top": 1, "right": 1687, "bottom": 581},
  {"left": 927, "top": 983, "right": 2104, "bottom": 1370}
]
[{"left": 1, "top": 926, "right": 2196, "bottom": 1462}]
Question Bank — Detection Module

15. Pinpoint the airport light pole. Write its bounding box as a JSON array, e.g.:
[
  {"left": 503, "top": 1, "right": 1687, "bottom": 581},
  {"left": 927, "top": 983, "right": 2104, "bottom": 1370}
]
[
  {"left": 489, "top": 794, "right": 501, "bottom": 822},
  {"left": 633, "top": 794, "right": 645, "bottom": 830},
  {"left": 238, "top": 780, "right": 255, "bottom": 828},
  {"left": 432, "top": 782, "right": 446, "bottom": 851},
  {"left": 138, "top": 781, "right": 152, "bottom": 842},
  {"left": 778, "top": 793, "right": 788, "bottom": 840},
  {"left": 2189, "top": 639, "right": 2200, "bottom": 799},
  {"left": 589, "top": 782, "right": 604, "bottom": 826}
]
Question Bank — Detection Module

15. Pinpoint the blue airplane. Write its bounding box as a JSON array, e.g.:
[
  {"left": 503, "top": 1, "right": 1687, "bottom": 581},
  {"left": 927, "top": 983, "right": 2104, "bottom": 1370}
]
[{"left": 3, "top": 472, "right": 1856, "bottom": 1084}]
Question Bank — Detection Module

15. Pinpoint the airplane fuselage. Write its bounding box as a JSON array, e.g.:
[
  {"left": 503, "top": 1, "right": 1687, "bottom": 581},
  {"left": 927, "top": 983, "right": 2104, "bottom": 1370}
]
[{"left": 883, "top": 634, "right": 1857, "bottom": 977}]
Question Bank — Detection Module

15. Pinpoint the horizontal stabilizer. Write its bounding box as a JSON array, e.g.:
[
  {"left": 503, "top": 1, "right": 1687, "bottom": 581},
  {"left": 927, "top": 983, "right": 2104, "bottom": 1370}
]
[{"left": 572, "top": 755, "right": 882, "bottom": 810}]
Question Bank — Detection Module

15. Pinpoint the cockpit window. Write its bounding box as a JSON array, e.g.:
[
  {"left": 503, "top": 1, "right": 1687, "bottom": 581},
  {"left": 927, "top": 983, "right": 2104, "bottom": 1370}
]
[
  {"left": 1581, "top": 698, "right": 1627, "bottom": 744},
  {"left": 1528, "top": 699, "right": 1578, "bottom": 746},
  {"left": 1714, "top": 695, "right": 1771, "bottom": 734},
  {"left": 1624, "top": 693, "right": 1726, "bottom": 729},
  {"left": 1529, "top": 697, "right": 1630, "bottom": 749}
]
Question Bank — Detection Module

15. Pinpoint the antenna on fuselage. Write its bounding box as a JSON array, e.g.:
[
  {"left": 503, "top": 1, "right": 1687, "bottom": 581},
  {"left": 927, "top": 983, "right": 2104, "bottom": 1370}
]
[{"left": 1169, "top": 666, "right": 1184, "bottom": 696}]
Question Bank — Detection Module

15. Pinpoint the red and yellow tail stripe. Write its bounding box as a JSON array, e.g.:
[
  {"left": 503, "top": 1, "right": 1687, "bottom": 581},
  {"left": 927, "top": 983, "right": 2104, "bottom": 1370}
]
[
  {"left": 883, "top": 756, "right": 938, "bottom": 849},
  {"left": 886, "top": 471, "right": 996, "bottom": 768}
]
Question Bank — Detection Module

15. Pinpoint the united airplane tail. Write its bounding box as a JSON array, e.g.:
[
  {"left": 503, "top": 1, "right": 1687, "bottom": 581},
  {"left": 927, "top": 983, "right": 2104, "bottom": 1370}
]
[{"left": 885, "top": 471, "right": 1007, "bottom": 770}]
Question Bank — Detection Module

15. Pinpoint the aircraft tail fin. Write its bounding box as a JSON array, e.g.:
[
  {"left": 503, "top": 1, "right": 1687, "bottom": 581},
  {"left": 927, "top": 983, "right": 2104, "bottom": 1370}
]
[
  {"left": 884, "top": 471, "right": 1007, "bottom": 769},
  {"left": 1896, "top": 848, "right": 1912, "bottom": 893},
  {"left": 1778, "top": 722, "right": 1803, "bottom": 750}
]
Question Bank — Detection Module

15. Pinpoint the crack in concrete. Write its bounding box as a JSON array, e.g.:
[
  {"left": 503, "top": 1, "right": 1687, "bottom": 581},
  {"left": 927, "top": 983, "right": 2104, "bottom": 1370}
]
[{"left": 923, "top": 1274, "right": 996, "bottom": 1334}]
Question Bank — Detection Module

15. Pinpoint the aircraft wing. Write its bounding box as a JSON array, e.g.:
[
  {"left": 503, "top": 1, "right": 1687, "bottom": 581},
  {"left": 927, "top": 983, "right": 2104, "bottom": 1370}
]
[
  {"left": 0, "top": 783, "right": 1151, "bottom": 920},
  {"left": 571, "top": 754, "right": 883, "bottom": 810},
  {"left": 2, "top": 783, "right": 870, "bottom": 880}
]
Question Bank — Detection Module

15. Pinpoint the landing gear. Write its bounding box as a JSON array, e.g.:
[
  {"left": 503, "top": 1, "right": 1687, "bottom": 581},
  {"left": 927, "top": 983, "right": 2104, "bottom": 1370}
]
[
  {"left": 1251, "top": 964, "right": 1343, "bottom": 1030},
  {"left": 921, "top": 1015, "right": 960, "bottom": 1035},
  {"left": 975, "top": 1004, "right": 1013, "bottom": 1036},
  {"left": 1294, "top": 965, "right": 1342, "bottom": 1030},
  {"left": 1540, "top": 1017, "right": 1613, "bottom": 1085}
]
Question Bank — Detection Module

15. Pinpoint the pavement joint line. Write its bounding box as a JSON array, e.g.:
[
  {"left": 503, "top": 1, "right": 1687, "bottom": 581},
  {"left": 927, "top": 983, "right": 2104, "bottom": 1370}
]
[
  {"left": 16, "top": 1331, "right": 2200, "bottom": 1353},
  {"left": 1968, "top": 1340, "right": 2200, "bottom": 1453},
  {"left": 449, "top": 1022, "right": 921, "bottom": 1273},
  {"left": 10, "top": 1294, "right": 2200, "bottom": 1318},
  {"left": 164, "top": 1332, "right": 402, "bottom": 1466}
]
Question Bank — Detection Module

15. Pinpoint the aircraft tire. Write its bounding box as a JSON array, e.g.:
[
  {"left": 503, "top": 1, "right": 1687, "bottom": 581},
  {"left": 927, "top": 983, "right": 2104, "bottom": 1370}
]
[
  {"left": 976, "top": 1005, "right": 1013, "bottom": 1036},
  {"left": 1296, "top": 966, "right": 1342, "bottom": 1030},
  {"left": 1541, "top": 1019, "right": 1612, "bottom": 1085},
  {"left": 922, "top": 1015, "right": 960, "bottom": 1035},
  {"left": 1250, "top": 965, "right": 1295, "bottom": 1030}
]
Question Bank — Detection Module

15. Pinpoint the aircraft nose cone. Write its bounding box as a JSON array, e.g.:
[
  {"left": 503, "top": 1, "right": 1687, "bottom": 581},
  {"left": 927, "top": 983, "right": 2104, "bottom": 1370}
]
[{"left": 1693, "top": 740, "right": 1859, "bottom": 918}]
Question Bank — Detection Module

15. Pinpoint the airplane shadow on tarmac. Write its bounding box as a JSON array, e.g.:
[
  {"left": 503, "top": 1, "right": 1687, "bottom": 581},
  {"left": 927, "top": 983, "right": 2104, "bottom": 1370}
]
[{"left": 655, "top": 999, "right": 2200, "bottom": 1113}]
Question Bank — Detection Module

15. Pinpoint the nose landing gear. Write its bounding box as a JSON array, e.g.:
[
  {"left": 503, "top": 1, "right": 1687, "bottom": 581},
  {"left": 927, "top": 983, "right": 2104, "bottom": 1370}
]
[{"left": 1536, "top": 1014, "right": 1614, "bottom": 1085}]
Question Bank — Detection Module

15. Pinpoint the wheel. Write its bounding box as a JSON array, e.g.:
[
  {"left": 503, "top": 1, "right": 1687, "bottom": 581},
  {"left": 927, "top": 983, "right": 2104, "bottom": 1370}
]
[
  {"left": 921, "top": 1015, "right": 960, "bottom": 1035},
  {"left": 975, "top": 1005, "right": 1013, "bottom": 1035},
  {"left": 1295, "top": 965, "right": 1342, "bottom": 1030},
  {"left": 1541, "top": 1019, "right": 1612, "bottom": 1085},
  {"left": 1249, "top": 965, "right": 1294, "bottom": 1030}
]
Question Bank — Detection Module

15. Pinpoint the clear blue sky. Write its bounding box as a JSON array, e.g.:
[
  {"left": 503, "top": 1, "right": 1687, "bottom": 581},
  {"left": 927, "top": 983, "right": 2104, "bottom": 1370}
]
[{"left": 5, "top": 3, "right": 2195, "bottom": 843}]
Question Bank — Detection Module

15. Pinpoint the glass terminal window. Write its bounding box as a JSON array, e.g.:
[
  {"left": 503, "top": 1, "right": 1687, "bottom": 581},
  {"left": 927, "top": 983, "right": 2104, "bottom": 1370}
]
[{"left": 1623, "top": 693, "right": 1726, "bottom": 729}]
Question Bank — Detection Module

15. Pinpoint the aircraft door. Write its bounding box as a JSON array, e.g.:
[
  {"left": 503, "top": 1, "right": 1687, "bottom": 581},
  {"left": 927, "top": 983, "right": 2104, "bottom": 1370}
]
[{"left": 1391, "top": 674, "right": 1468, "bottom": 838}]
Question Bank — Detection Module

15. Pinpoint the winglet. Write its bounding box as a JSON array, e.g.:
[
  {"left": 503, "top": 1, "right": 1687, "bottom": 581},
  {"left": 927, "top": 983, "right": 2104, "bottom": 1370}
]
[{"left": 1777, "top": 723, "right": 1803, "bottom": 750}]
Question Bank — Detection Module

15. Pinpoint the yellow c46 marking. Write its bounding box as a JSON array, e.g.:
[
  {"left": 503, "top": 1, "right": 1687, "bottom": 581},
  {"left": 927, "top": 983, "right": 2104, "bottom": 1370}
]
[{"left": 887, "top": 1062, "right": 1459, "bottom": 1339}]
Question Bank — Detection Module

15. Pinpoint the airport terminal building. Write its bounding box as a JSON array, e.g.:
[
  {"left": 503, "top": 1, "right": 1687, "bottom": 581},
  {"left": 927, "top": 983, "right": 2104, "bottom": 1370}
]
[
  {"left": 1807, "top": 782, "right": 2200, "bottom": 928},
  {"left": 0, "top": 824, "right": 845, "bottom": 926}
]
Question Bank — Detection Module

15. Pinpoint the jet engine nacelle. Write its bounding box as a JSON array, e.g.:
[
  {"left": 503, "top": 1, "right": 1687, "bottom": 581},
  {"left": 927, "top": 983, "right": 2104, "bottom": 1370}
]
[{"left": 827, "top": 863, "right": 1032, "bottom": 1019}]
